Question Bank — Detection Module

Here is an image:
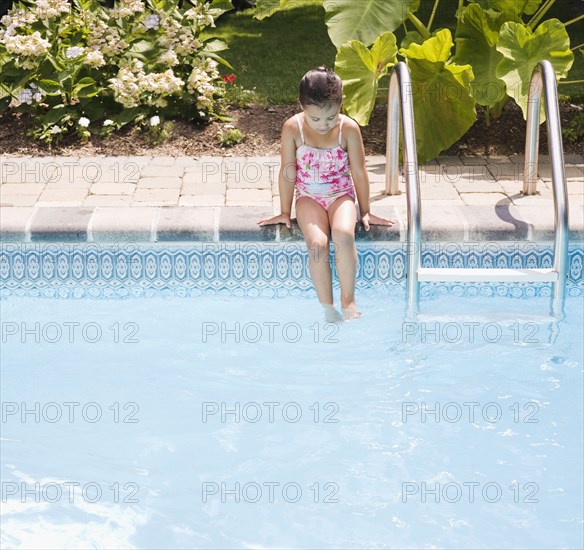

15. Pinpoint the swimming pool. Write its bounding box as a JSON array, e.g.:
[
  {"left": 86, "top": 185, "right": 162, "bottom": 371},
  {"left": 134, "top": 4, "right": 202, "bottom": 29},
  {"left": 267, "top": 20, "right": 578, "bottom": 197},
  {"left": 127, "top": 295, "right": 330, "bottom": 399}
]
[{"left": 1, "top": 242, "right": 583, "bottom": 549}]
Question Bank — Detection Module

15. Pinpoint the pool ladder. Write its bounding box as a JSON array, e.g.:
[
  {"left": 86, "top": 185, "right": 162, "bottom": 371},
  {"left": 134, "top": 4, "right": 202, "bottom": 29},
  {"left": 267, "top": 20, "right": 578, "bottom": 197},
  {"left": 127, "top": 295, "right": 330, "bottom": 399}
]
[{"left": 385, "top": 61, "right": 570, "bottom": 318}]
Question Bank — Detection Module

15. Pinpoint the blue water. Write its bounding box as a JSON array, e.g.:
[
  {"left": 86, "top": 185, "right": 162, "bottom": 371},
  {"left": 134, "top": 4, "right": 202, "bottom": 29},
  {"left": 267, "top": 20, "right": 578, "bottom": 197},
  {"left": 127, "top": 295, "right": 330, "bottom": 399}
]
[{"left": 1, "top": 291, "right": 583, "bottom": 549}]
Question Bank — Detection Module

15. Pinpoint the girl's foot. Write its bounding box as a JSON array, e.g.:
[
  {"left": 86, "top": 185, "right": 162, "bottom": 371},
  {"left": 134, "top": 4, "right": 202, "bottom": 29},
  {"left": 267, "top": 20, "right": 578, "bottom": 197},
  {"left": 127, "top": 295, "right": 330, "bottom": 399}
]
[
  {"left": 342, "top": 305, "right": 362, "bottom": 321},
  {"left": 322, "top": 303, "right": 343, "bottom": 323}
]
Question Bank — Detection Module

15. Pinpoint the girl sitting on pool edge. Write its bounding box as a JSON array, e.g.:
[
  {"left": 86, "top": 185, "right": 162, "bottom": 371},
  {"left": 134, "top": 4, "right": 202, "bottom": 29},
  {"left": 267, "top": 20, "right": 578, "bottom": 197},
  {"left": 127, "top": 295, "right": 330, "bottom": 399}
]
[{"left": 258, "top": 66, "right": 394, "bottom": 321}]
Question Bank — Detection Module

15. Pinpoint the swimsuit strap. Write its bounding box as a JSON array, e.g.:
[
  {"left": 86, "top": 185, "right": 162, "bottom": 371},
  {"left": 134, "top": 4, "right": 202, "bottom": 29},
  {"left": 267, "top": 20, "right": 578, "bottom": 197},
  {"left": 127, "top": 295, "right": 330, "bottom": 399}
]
[
  {"left": 338, "top": 114, "right": 344, "bottom": 146},
  {"left": 295, "top": 114, "right": 305, "bottom": 145}
]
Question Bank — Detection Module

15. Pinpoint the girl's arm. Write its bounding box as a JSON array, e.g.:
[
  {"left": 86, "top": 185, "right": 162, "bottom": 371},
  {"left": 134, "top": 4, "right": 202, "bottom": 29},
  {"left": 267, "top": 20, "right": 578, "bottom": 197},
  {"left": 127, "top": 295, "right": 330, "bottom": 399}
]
[
  {"left": 345, "top": 118, "right": 394, "bottom": 229},
  {"left": 258, "top": 118, "right": 297, "bottom": 227},
  {"left": 345, "top": 119, "right": 370, "bottom": 216}
]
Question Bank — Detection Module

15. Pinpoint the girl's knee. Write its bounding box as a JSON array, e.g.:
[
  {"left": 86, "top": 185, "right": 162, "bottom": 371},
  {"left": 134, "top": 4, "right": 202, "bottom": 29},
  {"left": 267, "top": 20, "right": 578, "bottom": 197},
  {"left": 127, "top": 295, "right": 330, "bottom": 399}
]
[
  {"left": 306, "top": 234, "right": 329, "bottom": 250},
  {"left": 306, "top": 235, "right": 329, "bottom": 261},
  {"left": 331, "top": 228, "right": 355, "bottom": 248}
]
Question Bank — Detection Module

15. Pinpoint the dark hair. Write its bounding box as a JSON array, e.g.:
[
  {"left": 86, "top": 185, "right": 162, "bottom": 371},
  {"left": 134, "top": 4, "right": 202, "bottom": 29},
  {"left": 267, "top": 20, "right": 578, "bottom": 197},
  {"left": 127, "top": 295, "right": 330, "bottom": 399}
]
[{"left": 299, "top": 66, "right": 343, "bottom": 108}]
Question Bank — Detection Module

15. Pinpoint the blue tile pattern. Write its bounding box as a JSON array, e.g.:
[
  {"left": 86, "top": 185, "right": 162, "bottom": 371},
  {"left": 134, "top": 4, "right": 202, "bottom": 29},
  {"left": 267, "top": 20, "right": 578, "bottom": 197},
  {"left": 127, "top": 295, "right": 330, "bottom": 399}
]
[{"left": 0, "top": 243, "right": 582, "bottom": 299}]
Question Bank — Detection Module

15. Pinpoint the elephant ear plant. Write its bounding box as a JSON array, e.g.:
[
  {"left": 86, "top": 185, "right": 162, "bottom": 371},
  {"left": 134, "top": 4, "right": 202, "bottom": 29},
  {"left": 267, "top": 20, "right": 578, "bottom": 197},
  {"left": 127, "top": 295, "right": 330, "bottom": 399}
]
[
  {"left": 255, "top": 0, "right": 578, "bottom": 162},
  {"left": 0, "top": 0, "right": 235, "bottom": 144}
]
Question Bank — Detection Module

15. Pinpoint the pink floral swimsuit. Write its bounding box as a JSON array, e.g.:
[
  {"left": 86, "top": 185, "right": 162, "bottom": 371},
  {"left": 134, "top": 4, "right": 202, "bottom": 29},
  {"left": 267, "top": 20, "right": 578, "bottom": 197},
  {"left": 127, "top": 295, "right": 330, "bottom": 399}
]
[{"left": 295, "top": 114, "right": 355, "bottom": 210}]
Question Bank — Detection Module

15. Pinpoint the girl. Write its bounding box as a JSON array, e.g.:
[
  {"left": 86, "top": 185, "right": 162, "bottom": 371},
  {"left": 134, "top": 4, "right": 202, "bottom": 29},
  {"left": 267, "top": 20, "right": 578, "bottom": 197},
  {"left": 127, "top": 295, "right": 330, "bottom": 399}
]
[{"left": 258, "top": 66, "right": 393, "bottom": 320}]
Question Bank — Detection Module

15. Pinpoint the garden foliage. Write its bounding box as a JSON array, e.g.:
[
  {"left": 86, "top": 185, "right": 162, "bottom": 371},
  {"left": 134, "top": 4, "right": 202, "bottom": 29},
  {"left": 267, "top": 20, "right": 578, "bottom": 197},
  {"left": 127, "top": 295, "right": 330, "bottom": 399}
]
[
  {"left": 256, "top": 0, "right": 577, "bottom": 162},
  {"left": 0, "top": 0, "right": 234, "bottom": 143}
]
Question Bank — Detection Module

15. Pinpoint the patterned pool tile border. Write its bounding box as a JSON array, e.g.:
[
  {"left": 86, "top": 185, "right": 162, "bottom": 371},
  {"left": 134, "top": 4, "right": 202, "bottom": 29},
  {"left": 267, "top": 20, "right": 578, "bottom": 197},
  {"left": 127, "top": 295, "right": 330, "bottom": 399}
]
[{"left": 0, "top": 242, "right": 582, "bottom": 299}]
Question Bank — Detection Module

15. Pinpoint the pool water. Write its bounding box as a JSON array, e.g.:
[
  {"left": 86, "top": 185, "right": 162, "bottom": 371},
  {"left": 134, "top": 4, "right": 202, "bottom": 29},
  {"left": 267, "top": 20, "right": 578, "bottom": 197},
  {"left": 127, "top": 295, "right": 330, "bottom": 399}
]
[{"left": 1, "top": 290, "right": 583, "bottom": 549}]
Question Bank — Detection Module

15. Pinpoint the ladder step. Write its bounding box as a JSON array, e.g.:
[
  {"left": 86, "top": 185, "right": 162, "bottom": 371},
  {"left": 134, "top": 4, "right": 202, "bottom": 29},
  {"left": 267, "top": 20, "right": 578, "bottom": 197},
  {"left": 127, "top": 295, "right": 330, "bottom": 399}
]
[
  {"left": 417, "top": 267, "right": 559, "bottom": 283},
  {"left": 414, "top": 312, "right": 558, "bottom": 324}
]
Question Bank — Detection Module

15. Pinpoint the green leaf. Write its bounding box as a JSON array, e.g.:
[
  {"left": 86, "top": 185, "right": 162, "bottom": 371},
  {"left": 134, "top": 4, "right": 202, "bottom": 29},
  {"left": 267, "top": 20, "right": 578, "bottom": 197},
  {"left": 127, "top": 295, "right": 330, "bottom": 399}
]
[
  {"left": 208, "top": 0, "right": 235, "bottom": 18},
  {"left": 496, "top": 19, "right": 574, "bottom": 118},
  {"left": 401, "top": 31, "right": 425, "bottom": 50},
  {"left": 73, "top": 0, "right": 101, "bottom": 8},
  {"left": 324, "top": 0, "right": 418, "bottom": 48},
  {"left": 0, "top": 62, "right": 25, "bottom": 78},
  {"left": 0, "top": 96, "right": 11, "bottom": 114},
  {"left": 204, "top": 53, "right": 234, "bottom": 70},
  {"left": 57, "top": 68, "right": 75, "bottom": 84},
  {"left": 468, "top": 0, "right": 541, "bottom": 17},
  {"left": 42, "top": 104, "right": 69, "bottom": 125},
  {"left": 78, "top": 100, "right": 106, "bottom": 121},
  {"left": 73, "top": 77, "right": 96, "bottom": 95},
  {"left": 202, "top": 38, "right": 229, "bottom": 54},
  {"left": 116, "top": 107, "right": 142, "bottom": 125},
  {"left": 453, "top": 3, "right": 506, "bottom": 106},
  {"left": 38, "top": 79, "right": 62, "bottom": 95},
  {"left": 400, "top": 29, "right": 477, "bottom": 162},
  {"left": 335, "top": 32, "right": 397, "bottom": 125},
  {"left": 254, "top": 0, "right": 284, "bottom": 21},
  {"left": 127, "top": 39, "right": 156, "bottom": 56},
  {"left": 202, "top": 39, "right": 234, "bottom": 69},
  {"left": 76, "top": 86, "right": 100, "bottom": 99}
]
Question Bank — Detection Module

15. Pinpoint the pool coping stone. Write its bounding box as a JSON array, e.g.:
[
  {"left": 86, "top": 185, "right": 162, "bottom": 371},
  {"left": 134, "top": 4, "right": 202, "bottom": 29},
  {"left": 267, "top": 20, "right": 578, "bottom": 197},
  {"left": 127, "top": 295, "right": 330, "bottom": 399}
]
[{"left": 1, "top": 154, "right": 582, "bottom": 243}]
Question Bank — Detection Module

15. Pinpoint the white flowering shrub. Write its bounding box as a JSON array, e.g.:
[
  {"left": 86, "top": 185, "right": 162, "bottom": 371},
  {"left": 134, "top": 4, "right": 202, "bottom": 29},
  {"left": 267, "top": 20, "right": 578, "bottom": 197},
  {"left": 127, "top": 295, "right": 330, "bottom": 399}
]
[{"left": 0, "top": 0, "right": 234, "bottom": 143}]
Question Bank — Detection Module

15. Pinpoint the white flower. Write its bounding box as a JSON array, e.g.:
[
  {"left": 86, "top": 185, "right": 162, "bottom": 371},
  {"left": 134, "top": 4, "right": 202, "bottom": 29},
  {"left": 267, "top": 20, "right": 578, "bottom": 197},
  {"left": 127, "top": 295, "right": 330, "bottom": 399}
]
[
  {"left": 87, "top": 21, "right": 127, "bottom": 57},
  {"left": 83, "top": 49, "right": 105, "bottom": 68},
  {"left": 78, "top": 117, "right": 90, "bottom": 127},
  {"left": 103, "top": 119, "right": 113, "bottom": 127},
  {"left": 65, "top": 46, "right": 84, "bottom": 59},
  {"left": 144, "top": 14, "right": 160, "bottom": 30},
  {"left": 150, "top": 116, "right": 160, "bottom": 127},
  {"left": 17, "top": 89, "right": 33, "bottom": 105},
  {"left": 141, "top": 70, "right": 184, "bottom": 95},
  {"left": 158, "top": 49, "right": 178, "bottom": 67},
  {"left": 4, "top": 32, "right": 51, "bottom": 58},
  {"left": 0, "top": 24, "right": 17, "bottom": 40},
  {"left": 109, "top": 59, "right": 145, "bottom": 108},
  {"left": 111, "top": 0, "right": 145, "bottom": 19},
  {"left": 50, "top": 125, "right": 61, "bottom": 134},
  {"left": 34, "top": 0, "right": 70, "bottom": 20},
  {"left": 32, "top": 92, "right": 43, "bottom": 102},
  {"left": 184, "top": 5, "right": 215, "bottom": 29},
  {"left": 1, "top": 10, "right": 38, "bottom": 29}
]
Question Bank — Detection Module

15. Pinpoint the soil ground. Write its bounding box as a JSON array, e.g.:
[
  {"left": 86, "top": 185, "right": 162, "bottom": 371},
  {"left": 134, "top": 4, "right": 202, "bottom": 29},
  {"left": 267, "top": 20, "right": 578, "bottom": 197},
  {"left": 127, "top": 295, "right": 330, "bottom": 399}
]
[{"left": 0, "top": 101, "right": 582, "bottom": 158}]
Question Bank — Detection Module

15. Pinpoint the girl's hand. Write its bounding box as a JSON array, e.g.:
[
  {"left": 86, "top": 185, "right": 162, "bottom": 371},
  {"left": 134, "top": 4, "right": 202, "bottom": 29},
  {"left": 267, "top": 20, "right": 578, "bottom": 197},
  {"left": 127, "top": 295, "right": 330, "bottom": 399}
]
[
  {"left": 361, "top": 212, "right": 395, "bottom": 231},
  {"left": 258, "top": 213, "right": 292, "bottom": 228}
]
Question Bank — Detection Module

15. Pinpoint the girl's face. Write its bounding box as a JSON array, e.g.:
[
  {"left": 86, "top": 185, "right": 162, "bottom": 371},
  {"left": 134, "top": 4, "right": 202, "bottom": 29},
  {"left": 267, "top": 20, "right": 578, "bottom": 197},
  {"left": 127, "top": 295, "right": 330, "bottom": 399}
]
[{"left": 302, "top": 103, "right": 341, "bottom": 135}]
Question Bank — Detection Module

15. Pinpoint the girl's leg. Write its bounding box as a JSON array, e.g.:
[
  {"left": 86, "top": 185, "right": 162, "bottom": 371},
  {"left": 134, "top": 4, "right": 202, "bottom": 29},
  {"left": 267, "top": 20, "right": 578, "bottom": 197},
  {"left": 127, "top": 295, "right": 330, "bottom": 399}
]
[
  {"left": 328, "top": 196, "right": 358, "bottom": 310},
  {"left": 296, "top": 197, "right": 334, "bottom": 305}
]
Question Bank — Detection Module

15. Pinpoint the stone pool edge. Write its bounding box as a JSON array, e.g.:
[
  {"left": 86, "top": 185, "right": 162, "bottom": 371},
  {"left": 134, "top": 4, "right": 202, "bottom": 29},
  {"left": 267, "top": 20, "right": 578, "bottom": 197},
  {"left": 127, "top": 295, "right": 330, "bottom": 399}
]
[{"left": 0, "top": 203, "right": 583, "bottom": 243}]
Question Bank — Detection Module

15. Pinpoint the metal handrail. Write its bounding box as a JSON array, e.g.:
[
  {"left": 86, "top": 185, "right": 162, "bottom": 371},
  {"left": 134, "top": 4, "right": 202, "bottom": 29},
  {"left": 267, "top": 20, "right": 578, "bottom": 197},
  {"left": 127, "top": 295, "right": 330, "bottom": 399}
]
[
  {"left": 384, "top": 62, "right": 421, "bottom": 315},
  {"left": 385, "top": 61, "right": 569, "bottom": 318},
  {"left": 523, "top": 60, "right": 569, "bottom": 315}
]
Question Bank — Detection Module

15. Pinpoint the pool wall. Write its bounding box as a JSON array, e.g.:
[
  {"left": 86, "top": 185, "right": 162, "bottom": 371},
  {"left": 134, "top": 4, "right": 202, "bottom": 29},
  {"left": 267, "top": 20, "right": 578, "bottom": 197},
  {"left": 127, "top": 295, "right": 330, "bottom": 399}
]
[{"left": 1, "top": 242, "right": 582, "bottom": 299}]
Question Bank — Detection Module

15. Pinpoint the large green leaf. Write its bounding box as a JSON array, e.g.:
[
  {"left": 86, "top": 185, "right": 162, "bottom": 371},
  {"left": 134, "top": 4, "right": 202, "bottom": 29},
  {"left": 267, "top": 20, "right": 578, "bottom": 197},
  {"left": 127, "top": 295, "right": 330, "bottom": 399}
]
[
  {"left": 208, "top": 0, "right": 235, "bottom": 19},
  {"left": 400, "top": 29, "right": 476, "bottom": 162},
  {"left": 324, "top": 0, "right": 418, "bottom": 48},
  {"left": 469, "top": 0, "right": 541, "bottom": 17},
  {"left": 254, "top": 0, "right": 282, "bottom": 20},
  {"left": 335, "top": 32, "right": 397, "bottom": 125},
  {"left": 453, "top": 3, "right": 506, "bottom": 106},
  {"left": 496, "top": 19, "right": 574, "bottom": 118},
  {"left": 253, "top": 0, "right": 298, "bottom": 20}
]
